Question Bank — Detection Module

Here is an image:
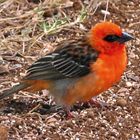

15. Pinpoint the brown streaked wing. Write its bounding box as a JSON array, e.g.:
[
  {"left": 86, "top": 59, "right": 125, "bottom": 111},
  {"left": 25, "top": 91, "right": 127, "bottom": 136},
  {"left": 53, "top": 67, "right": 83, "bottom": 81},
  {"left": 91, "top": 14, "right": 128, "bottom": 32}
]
[{"left": 24, "top": 38, "right": 99, "bottom": 80}]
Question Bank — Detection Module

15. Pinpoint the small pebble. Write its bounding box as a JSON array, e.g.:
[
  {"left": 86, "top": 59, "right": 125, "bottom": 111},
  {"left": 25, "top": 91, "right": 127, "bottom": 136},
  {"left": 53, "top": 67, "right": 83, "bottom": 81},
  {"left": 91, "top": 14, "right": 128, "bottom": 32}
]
[
  {"left": 101, "top": 10, "right": 110, "bottom": 15},
  {"left": 126, "top": 82, "right": 132, "bottom": 87},
  {"left": 116, "top": 98, "right": 127, "bottom": 107}
]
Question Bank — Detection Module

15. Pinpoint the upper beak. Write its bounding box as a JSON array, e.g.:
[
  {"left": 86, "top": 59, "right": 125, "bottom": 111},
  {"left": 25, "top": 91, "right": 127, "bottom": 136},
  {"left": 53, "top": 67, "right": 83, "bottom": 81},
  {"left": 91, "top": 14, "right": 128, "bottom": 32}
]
[{"left": 118, "top": 32, "right": 134, "bottom": 43}]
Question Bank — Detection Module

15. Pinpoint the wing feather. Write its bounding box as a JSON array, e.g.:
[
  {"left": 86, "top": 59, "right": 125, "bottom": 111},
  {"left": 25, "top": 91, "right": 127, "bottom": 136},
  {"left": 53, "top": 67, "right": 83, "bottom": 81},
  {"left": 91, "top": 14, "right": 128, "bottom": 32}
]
[{"left": 24, "top": 38, "right": 99, "bottom": 80}]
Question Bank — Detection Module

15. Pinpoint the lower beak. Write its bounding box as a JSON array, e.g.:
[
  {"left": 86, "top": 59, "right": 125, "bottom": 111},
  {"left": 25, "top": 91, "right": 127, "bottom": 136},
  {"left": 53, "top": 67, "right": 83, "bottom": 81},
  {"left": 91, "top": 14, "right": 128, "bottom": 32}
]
[{"left": 118, "top": 32, "right": 134, "bottom": 43}]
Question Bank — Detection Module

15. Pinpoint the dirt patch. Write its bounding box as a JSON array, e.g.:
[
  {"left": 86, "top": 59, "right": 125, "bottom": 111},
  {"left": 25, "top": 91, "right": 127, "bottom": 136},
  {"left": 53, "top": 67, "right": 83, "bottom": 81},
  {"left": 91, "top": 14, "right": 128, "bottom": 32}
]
[{"left": 0, "top": 0, "right": 140, "bottom": 139}]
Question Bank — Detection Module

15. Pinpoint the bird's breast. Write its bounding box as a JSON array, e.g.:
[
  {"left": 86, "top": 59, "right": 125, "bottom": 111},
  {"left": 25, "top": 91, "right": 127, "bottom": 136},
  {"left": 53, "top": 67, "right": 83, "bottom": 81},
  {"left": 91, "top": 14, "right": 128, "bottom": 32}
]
[{"left": 88, "top": 47, "right": 127, "bottom": 97}]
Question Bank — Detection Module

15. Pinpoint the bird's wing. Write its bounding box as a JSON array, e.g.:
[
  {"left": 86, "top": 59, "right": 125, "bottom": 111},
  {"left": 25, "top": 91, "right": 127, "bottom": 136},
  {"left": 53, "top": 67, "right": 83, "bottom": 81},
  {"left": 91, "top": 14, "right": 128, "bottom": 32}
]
[{"left": 24, "top": 38, "right": 99, "bottom": 80}]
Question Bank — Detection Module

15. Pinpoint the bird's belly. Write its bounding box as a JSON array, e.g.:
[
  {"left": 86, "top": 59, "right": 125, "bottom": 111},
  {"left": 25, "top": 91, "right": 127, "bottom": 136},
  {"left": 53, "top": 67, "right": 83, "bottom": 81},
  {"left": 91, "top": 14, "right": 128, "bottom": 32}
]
[
  {"left": 61, "top": 73, "right": 106, "bottom": 105},
  {"left": 49, "top": 76, "right": 100, "bottom": 106},
  {"left": 49, "top": 78, "right": 78, "bottom": 105},
  {"left": 62, "top": 75, "right": 119, "bottom": 105}
]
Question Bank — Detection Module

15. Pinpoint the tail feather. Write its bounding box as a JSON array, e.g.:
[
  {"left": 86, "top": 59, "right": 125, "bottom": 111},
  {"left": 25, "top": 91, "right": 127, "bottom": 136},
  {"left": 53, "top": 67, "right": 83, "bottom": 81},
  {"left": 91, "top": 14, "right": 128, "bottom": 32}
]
[{"left": 0, "top": 83, "right": 29, "bottom": 100}]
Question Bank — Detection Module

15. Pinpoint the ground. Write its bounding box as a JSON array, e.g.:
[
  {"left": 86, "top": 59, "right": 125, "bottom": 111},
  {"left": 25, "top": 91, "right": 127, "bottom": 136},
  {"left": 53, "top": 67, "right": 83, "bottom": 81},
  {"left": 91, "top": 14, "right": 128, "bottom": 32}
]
[{"left": 0, "top": 0, "right": 139, "bottom": 140}]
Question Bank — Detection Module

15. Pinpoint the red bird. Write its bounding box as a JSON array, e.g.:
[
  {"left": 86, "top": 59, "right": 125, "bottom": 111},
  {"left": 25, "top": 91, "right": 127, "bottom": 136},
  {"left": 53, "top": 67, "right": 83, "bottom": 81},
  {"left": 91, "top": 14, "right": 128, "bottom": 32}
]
[{"left": 0, "top": 22, "right": 133, "bottom": 107}]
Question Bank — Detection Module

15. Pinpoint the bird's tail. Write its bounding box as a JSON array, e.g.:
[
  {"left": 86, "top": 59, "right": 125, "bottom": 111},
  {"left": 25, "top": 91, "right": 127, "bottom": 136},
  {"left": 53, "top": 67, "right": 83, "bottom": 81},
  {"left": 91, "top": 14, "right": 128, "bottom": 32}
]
[{"left": 0, "top": 83, "right": 29, "bottom": 100}]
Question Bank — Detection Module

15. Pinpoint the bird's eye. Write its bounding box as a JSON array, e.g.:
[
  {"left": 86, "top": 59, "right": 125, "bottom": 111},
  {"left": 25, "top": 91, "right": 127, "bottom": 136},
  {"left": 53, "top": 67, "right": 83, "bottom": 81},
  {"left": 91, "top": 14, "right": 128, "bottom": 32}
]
[{"left": 104, "top": 35, "right": 120, "bottom": 42}]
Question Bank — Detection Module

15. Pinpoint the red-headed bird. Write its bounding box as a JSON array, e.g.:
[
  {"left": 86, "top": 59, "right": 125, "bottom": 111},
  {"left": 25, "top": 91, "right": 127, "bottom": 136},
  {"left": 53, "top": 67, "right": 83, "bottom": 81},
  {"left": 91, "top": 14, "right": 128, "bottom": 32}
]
[{"left": 0, "top": 22, "right": 133, "bottom": 107}]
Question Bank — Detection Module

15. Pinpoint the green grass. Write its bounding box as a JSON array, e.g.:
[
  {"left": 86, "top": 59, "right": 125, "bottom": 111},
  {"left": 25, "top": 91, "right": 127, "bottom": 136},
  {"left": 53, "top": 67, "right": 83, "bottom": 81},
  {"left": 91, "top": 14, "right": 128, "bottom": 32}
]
[{"left": 40, "top": 8, "right": 88, "bottom": 35}]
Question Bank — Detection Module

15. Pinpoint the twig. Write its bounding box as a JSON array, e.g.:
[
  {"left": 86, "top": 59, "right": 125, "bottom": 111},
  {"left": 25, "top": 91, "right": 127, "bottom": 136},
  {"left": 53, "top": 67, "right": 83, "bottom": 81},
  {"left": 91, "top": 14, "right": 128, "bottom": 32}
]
[
  {"left": 28, "top": 103, "right": 41, "bottom": 114},
  {"left": 129, "top": 22, "right": 140, "bottom": 27},
  {"left": 104, "top": 0, "right": 110, "bottom": 21},
  {"left": 0, "top": 11, "right": 34, "bottom": 22}
]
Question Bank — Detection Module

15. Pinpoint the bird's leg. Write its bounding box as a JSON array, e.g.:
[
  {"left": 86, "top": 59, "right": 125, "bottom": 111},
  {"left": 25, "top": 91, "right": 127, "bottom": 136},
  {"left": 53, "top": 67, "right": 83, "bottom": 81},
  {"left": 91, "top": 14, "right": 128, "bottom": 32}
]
[
  {"left": 47, "top": 105, "right": 74, "bottom": 119},
  {"left": 37, "top": 103, "right": 74, "bottom": 119},
  {"left": 63, "top": 106, "right": 74, "bottom": 119}
]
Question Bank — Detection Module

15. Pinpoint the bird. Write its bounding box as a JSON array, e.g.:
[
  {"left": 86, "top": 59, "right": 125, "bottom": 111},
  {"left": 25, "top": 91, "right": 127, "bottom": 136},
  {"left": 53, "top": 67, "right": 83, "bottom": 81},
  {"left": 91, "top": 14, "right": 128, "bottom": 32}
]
[{"left": 0, "top": 22, "right": 134, "bottom": 108}]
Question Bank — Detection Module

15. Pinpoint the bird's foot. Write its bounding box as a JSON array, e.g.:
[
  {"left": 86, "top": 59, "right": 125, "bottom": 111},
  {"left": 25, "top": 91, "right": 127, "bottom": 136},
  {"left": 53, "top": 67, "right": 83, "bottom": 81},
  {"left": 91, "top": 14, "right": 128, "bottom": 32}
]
[
  {"left": 62, "top": 106, "right": 75, "bottom": 119},
  {"left": 35, "top": 103, "right": 74, "bottom": 119},
  {"left": 82, "top": 98, "right": 109, "bottom": 109}
]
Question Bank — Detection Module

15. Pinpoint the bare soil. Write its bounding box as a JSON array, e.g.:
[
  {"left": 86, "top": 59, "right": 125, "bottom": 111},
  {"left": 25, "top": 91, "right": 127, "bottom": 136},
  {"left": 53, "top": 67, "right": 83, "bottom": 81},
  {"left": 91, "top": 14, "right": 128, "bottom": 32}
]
[{"left": 0, "top": 0, "right": 139, "bottom": 140}]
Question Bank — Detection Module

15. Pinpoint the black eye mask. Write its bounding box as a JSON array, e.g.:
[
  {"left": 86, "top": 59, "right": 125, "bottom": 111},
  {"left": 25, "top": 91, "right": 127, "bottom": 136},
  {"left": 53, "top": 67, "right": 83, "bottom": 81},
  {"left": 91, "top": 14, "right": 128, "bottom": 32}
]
[{"left": 103, "top": 35, "right": 120, "bottom": 42}]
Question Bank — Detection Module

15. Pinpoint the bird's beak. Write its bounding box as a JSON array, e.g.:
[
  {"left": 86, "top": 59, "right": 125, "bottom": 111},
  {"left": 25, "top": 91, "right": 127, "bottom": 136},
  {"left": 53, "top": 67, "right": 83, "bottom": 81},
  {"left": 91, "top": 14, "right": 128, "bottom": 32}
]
[{"left": 118, "top": 32, "right": 134, "bottom": 43}]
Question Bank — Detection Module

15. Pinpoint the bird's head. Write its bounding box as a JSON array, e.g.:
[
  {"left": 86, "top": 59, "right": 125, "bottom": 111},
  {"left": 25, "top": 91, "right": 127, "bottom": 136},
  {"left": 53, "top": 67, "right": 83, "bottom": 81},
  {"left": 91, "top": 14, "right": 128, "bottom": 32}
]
[{"left": 89, "top": 22, "right": 134, "bottom": 54}]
